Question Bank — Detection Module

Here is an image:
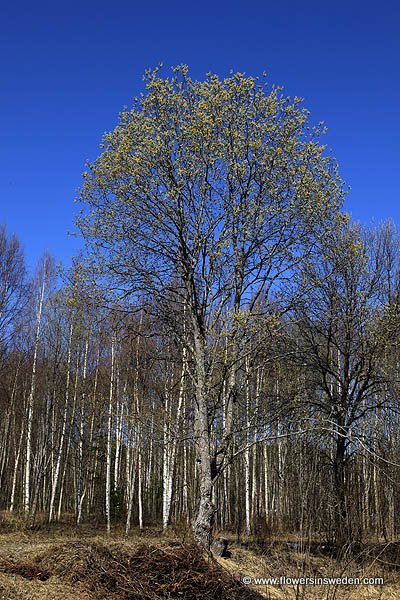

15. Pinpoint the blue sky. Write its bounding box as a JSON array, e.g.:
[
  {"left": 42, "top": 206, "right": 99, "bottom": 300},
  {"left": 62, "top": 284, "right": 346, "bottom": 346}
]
[{"left": 1, "top": 1, "right": 399, "bottom": 271}]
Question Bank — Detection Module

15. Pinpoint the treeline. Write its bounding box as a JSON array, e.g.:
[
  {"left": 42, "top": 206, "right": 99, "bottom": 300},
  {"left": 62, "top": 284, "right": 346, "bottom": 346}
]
[{"left": 0, "top": 218, "right": 399, "bottom": 545}]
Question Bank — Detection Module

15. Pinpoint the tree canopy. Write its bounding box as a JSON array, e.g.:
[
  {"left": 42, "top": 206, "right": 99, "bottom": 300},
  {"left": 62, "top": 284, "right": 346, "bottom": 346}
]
[
  {"left": 77, "top": 66, "right": 344, "bottom": 313},
  {"left": 76, "top": 65, "right": 346, "bottom": 548}
]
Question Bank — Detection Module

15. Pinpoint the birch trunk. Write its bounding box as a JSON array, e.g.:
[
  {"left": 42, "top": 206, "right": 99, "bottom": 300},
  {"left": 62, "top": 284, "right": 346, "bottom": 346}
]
[
  {"left": 162, "top": 345, "right": 186, "bottom": 529},
  {"left": 125, "top": 317, "right": 141, "bottom": 535},
  {"left": 137, "top": 450, "right": 143, "bottom": 529},
  {"left": 244, "top": 358, "right": 251, "bottom": 536},
  {"left": 9, "top": 424, "right": 24, "bottom": 512},
  {"left": 57, "top": 355, "right": 78, "bottom": 520},
  {"left": 49, "top": 320, "right": 73, "bottom": 522},
  {"left": 106, "top": 332, "right": 116, "bottom": 535},
  {"left": 77, "top": 333, "right": 89, "bottom": 525},
  {"left": 24, "top": 262, "right": 46, "bottom": 514},
  {"left": 113, "top": 377, "right": 124, "bottom": 490}
]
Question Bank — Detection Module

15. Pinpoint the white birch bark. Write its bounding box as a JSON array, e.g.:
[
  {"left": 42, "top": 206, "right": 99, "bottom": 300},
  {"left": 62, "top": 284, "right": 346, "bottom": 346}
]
[
  {"left": 137, "top": 450, "right": 143, "bottom": 529},
  {"left": 106, "top": 332, "right": 116, "bottom": 534},
  {"left": 162, "top": 376, "right": 171, "bottom": 529},
  {"left": 244, "top": 357, "right": 251, "bottom": 536},
  {"left": 125, "top": 430, "right": 138, "bottom": 534},
  {"left": 9, "top": 423, "right": 24, "bottom": 512},
  {"left": 113, "top": 374, "right": 123, "bottom": 490},
  {"left": 162, "top": 345, "right": 186, "bottom": 528},
  {"left": 24, "top": 260, "right": 46, "bottom": 514},
  {"left": 77, "top": 333, "right": 89, "bottom": 525},
  {"left": 48, "top": 320, "right": 73, "bottom": 522},
  {"left": 87, "top": 344, "right": 100, "bottom": 513},
  {"left": 126, "top": 311, "right": 143, "bottom": 532},
  {"left": 57, "top": 353, "right": 79, "bottom": 520}
]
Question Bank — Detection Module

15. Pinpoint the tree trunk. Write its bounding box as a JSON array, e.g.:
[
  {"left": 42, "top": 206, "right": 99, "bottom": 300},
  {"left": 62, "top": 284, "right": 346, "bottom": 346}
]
[
  {"left": 163, "top": 345, "right": 186, "bottom": 529},
  {"left": 244, "top": 358, "right": 251, "bottom": 536},
  {"left": 106, "top": 333, "right": 116, "bottom": 535},
  {"left": 49, "top": 320, "right": 73, "bottom": 522},
  {"left": 24, "top": 263, "right": 46, "bottom": 514},
  {"left": 77, "top": 333, "right": 89, "bottom": 525},
  {"left": 192, "top": 319, "right": 214, "bottom": 550},
  {"left": 334, "top": 430, "right": 349, "bottom": 545}
]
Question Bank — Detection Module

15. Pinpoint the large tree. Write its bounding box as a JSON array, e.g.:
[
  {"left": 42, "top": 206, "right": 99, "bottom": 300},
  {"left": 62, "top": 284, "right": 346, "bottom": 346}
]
[
  {"left": 291, "top": 221, "right": 398, "bottom": 543},
  {"left": 76, "top": 65, "right": 344, "bottom": 548}
]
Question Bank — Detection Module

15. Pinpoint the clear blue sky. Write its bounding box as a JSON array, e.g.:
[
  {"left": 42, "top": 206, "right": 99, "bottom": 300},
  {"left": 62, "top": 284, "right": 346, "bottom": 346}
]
[{"left": 1, "top": 0, "right": 399, "bottom": 271}]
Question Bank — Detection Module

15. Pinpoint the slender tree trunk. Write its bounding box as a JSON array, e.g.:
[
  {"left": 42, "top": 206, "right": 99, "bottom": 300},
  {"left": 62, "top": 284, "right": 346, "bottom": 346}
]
[
  {"left": 77, "top": 333, "right": 89, "bottom": 525},
  {"left": 49, "top": 320, "right": 73, "bottom": 522},
  {"left": 57, "top": 359, "right": 78, "bottom": 520},
  {"left": 125, "top": 431, "right": 138, "bottom": 534},
  {"left": 106, "top": 332, "right": 116, "bottom": 535},
  {"left": 137, "top": 450, "right": 143, "bottom": 529},
  {"left": 24, "top": 263, "right": 46, "bottom": 514},
  {"left": 113, "top": 377, "right": 123, "bottom": 490},
  {"left": 125, "top": 315, "right": 142, "bottom": 535},
  {"left": 244, "top": 358, "right": 251, "bottom": 536},
  {"left": 163, "top": 345, "right": 186, "bottom": 529},
  {"left": 334, "top": 429, "right": 349, "bottom": 545},
  {"left": 9, "top": 424, "right": 24, "bottom": 512},
  {"left": 182, "top": 427, "right": 189, "bottom": 523},
  {"left": 87, "top": 344, "right": 100, "bottom": 516}
]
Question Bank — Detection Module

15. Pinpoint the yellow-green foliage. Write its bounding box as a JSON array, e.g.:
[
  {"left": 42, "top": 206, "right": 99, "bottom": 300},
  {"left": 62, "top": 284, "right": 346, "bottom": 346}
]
[{"left": 76, "top": 65, "right": 345, "bottom": 313}]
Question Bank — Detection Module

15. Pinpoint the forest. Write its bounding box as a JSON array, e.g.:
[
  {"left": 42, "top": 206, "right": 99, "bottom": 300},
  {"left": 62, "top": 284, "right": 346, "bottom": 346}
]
[{"left": 0, "top": 67, "right": 399, "bottom": 597}]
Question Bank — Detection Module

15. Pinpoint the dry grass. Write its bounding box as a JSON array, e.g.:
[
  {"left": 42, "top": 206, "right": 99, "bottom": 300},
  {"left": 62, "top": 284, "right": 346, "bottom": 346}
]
[
  {"left": 37, "top": 540, "right": 263, "bottom": 599},
  {"left": 0, "top": 519, "right": 399, "bottom": 599},
  {"left": 0, "top": 572, "right": 93, "bottom": 600},
  {"left": 0, "top": 522, "right": 262, "bottom": 599},
  {"left": 221, "top": 537, "right": 399, "bottom": 599}
]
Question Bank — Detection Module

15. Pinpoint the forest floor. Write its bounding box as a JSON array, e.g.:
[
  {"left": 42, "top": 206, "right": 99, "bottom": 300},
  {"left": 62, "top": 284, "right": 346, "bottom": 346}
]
[{"left": 0, "top": 516, "right": 399, "bottom": 599}]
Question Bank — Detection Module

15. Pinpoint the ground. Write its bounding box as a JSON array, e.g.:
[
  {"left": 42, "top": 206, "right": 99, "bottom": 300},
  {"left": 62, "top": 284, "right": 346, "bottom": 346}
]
[{"left": 0, "top": 517, "right": 398, "bottom": 599}]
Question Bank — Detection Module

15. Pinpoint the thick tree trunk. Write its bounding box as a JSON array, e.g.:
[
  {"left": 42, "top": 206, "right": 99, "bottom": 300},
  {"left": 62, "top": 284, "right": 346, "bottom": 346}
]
[{"left": 192, "top": 320, "right": 214, "bottom": 550}]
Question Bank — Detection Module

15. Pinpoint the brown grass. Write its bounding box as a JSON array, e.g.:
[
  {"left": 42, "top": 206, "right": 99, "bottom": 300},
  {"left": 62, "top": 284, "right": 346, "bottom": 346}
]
[
  {"left": 0, "top": 521, "right": 399, "bottom": 599},
  {"left": 36, "top": 540, "right": 264, "bottom": 599},
  {"left": 221, "top": 537, "right": 399, "bottom": 599},
  {"left": 0, "top": 524, "right": 263, "bottom": 599}
]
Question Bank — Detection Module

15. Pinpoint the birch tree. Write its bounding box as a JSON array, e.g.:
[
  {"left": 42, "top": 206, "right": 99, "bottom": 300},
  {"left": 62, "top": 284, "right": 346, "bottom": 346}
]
[{"left": 24, "top": 254, "right": 52, "bottom": 515}]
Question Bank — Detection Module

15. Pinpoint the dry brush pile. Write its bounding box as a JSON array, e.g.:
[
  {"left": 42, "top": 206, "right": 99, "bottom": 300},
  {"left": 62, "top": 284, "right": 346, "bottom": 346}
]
[{"left": 32, "top": 541, "right": 264, "bottom": 600}]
